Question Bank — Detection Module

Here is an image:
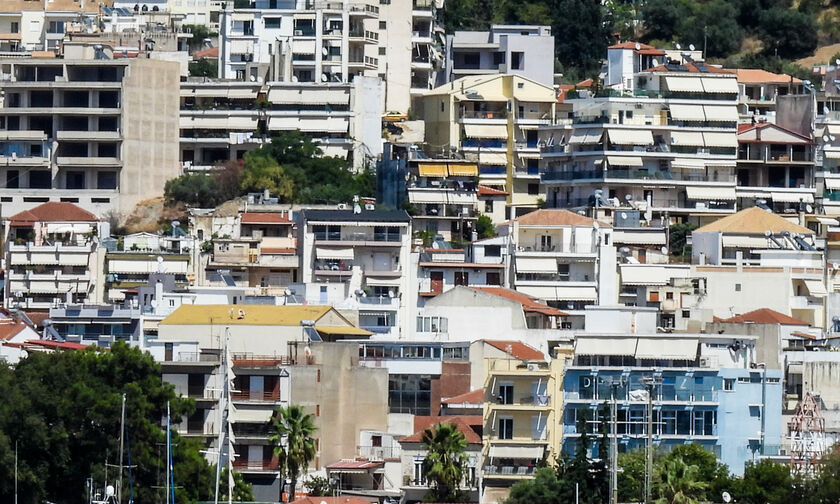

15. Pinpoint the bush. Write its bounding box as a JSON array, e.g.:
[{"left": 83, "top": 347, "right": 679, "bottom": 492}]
[{"left": 188, "top": 59, "right": 218, "bottom": 78}]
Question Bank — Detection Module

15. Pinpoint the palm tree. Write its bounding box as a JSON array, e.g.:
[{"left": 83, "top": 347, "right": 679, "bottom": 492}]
[
  {"left": 655, "top": 457, "right": 709, "bottom": 504},
  {"left": 269, "top": 405, "right": 317, "bottom": 502},
  {"left": 421, "top": 422, "right": 469, "bottom": 502}
]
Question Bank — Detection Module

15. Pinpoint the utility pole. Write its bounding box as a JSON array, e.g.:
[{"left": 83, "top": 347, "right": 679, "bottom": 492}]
[
  {"left": 118, "top": 393, "right": 126, "bottom": 504},
  {"left": 642, "top": 375, "right": 663, "bottom": 504},
  {"left": 601, "top": 377, "right": 625, "bottom": 504}
]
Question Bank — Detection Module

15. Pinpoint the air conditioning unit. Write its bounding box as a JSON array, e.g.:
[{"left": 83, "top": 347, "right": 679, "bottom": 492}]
[
  {"left": 337, "top": 203, "right": 348, "bottom": 210},
  {"left": 699, "top": 356, "right": 710, "bottom": 368},
  {"left": 294, "top": 29, "right": 303, "bottom": 36},
  {"left": 527, "top": 363, "right": 540, "bottom": 371}
]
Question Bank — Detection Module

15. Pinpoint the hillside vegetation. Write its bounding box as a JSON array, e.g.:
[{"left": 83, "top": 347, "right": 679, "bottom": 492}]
[{"left": 445, "top": 0, "right": 840, "bottom": 83}]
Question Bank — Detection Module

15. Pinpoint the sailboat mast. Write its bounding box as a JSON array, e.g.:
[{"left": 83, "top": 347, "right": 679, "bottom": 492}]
[{"left": 118, "top": 393, "right": 126, "bottom": 504}]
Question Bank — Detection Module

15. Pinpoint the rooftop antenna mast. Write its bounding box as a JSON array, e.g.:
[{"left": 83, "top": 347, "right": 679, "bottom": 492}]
[{"left": 789, "top": 391, "right": 826, "bottom": 474}]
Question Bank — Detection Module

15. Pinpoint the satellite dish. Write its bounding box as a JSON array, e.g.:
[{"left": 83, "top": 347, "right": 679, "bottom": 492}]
[
  {"left": 689, "top": 43, "right": 695, "bottom": 51},
  {"left": 675, "top": 43, "right": 681, "bottom": 50},
  {"left": 157, "top": 256, "right": 164, "bottom": 263},
  {"left": 250, "top": 75, "right": 256, "bottom": 82},
  {"left": 620, "top": 212, "right": 628, "bottom": 219},
  {"left": 661, "top": 246, "right": 668, "bottom": 255},
  {"left": 625, "top": 194, "right": 633, "bottom": 201},
  {"left": 806, "top": 204, "right": 813, "bottom": 213},
  {"left": 593, "top": 222, "right": 600, "bottom": 231},
  {"left": 635, "top": 42, "right": 641, "bottom": 51},
  {"left": 321, "top": 73, "right": 328, "bottom": 82},
  {"left": 836, "top": 58, "right": 840, "bottom": 66},
  {"left": 106, "top": 486, "right": 116, "bottom": 497},
  {"left": 722, "top": 492, "right": 732, "bottom": 503},
  {"left": 651, "top": 58, "right": 659, "bottom": 67},
  {"left": 172, "top": 220, "right": 180, "bottom": 227},
  {"left": 831, "top": 135, "right": 837, "bottom": 142},
  {"left": 388, "top": 290, "right": 395, "bottom": 298},
  {"left": 321, "top": 46, "right": 328, "bottom": 56},
  {"left": 764, "top": 230, "right": 772, "bottom": 237},
  {"left": 291, "top": 75, "right": 298, "bottom": 82},
  {"left": 833, "top": 262, "right": 840, "bottom": 270},
  {"left": 824, "top": 134, "right": 831, "bottom": 143}
]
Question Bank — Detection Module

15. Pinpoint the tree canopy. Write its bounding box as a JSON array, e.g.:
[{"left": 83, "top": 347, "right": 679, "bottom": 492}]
[{"left": 421, "top": 423, "right": 470, "bottom": 502}]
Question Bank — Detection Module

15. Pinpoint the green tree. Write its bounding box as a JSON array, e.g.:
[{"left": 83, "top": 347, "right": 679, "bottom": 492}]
[
  {"left": 758, "top": 8, "right": 819, "bottom": 59},
  {"left": 670, "top": 222, "right": 696, "bottom": 258},
  {"left": 305, "top": 475, "right": 337, "bottom": 496},
  {"left": 189, "top": 59, "right": 218, "bottom": 78},
  {"left": 618, "top": 449, "right": 647, "bottom": 503},
  {"left": 270, "top": 405, "right": 317, "bottom": 502},
  {"left": 507, "top": 466, "right": 565, "bottom": 504},
  {"left": 183, "top": 24, "right": 217, "bottom": 49},
  {"left": 654, "top": 457, "right": 708, "bottom": 504},
  {"left": 735, "top": 460, "right": 793, "bottom": 504},
  {"left": 641, "top": 0, "right": 693, "bottom": 42},
  {"left": 218, "top": 467, "right": 255, "bottom": 502},
  {"left": 421, "top": 422, "right": 469, "bottom": 502},
  {"left": 685, "top": 0, "right": 743, "bottom": 58},
  {"left": 476, "top": 215, "right": 497, "bottom": 239},
  {"left": 553, "top": 0, "right": 610, "bottom": 76},
  {"left": 810, "top": 449, "right": 840, "bottom": 504},
  {"left": 659, "top": 444, "right": 731, "bottom": 502},
  {"left": 0, "top": 342, "right": 214, "bottom": 504}
]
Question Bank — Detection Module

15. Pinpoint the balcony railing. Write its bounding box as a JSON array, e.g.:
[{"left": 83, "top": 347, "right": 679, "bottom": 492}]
[
  {"left": 461, "top": 110, "right": 507, "bottom": 120},
  {"left": 233, "top": 459, "right": 278, "bottom": 471},
  {"left": 484, "top": 465, "right": 537, "bottom": 476},
  {"left": 358, "top": 444, "right": 400, "bottom": 460}
]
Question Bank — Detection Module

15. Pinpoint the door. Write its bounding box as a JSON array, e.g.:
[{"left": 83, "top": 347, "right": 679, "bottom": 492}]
[
  {"left": 248, "top": 445, "right": 263, "bottom": 469},
  {"left": 250, "top": 375, "right": 264, "bottom": 401},
  {"left": 498, "top": 383, "right": 514, "bottom": 404},
  {"left": 319, "top": 285, "right": 328, "bottom": 304},
  {"left": 531, "top": 415, "right": 547, "bottom": 440},
  {"left": 498, "top": 417, "right": 514, "bottom": 439},
  {"left": 373, "top": 252, "right": 390, "bottom": 271},
  {"left": 430, "top": 272, "right": 443, "bottom": 293},
  {"left": 164, "top": 343, "right": 173, "bottom": 361}
]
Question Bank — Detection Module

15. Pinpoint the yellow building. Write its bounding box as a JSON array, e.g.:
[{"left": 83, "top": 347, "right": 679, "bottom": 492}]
[
  {"left": 423, "top": 74, "right": 557, "bottom": 218},
  {"left": 470, "top": 340, "right": 570, "bottom": 504}
]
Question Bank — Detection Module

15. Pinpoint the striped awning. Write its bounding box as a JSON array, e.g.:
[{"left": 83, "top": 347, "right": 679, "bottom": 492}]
[
  {"left": 771, "top": 192, "right": 813, "bottom": 203},
  {"left": 703, "top": 132, "right": 737, "bottom": 148},
  {"left": 671, "top": 158, "right": 705, "bottom": 170},
  {"left": 448, "top": 163, "right": 479, "bottom": 176},
  {"left": 826, "top": 178, "right": 840, "bottom": 190},
  {"left": 701, "top": 77, "right": 739, "bottom": 94},
  {"left": 315, "top": 247, "right": 354, "bottom": 260},
  {"left": 418, "top": 163, "right": 448, "bottom": 177},
  {"left": 704, "top": 105, "right": 739, "bottom": 122},
  {"left": 670, "top": 131, "right": 705, "bottom": 146}
]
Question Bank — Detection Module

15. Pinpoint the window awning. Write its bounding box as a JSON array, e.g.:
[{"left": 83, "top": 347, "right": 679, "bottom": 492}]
[
  {"left": 479, "top": 152, "right": 508, "bottom": 166},
  {"left": 686, "top": 186, "right": 737, "bottom": 200},
  {"left": 608, "top": 129, "right": 654, "bottom": 145},
  {"left": 703, "top": 132, "right": 738, "bottom": 148},
  {"left": 418, "top": 163, "right": 448, "bottom": 177},
  {"left": 824, "top": 150, "right": 840, "bottom": 159},
  {"left": 232, "top": 12, "right": 255, "bottom": 21},
  {"left": 670, "top": 131, "right": 705, "bottom": 146},
  {"left": 665, "top": 76, "right": 704, "bottom": 92},
  {"left": 817, "top": 217, "right": 840, "bottom": 225},
  {"left": 463, "top": 124, "right": 508, "bottom": 139},
  {"left": 671, "top": 158, "right": 705, "bottom": 170},
  {"left": 315, "top": 247, "right": 354, "bottom": 260},
  {"left": 669, "top": 104, "right": 705, "bottom": 121},
  {"left": 575, "top": 337, "right": 638, "bottom": 356},
  {"left": 620, "top": 265, "right": 667, "bottom": 285},
  {"left": 721, "top": 235, "right": 769, "bottom": 248},
  {"left": 827, "top": 124, "right": 840, "bottom": 136},
  {"left": 701, "top": 77, "right": 739, "bottom": 94},
  {"left": 448, "top": 163, "right": 479, "bottom": 176},
  {"left": 569, "top": 128, "right": 603, "bottom": 145},
  {"left": 516, "top": 256, "right": 558, "bottom": 273},
  {"left": 607, "top": 156, "right": 643, "bottom": 167},
  {"left": 824, "top": 177, "right": 840, "bottom": 189},
  {"left": 770, "top": 192, "right": 814, "bottom": 203},
  {"left": 803, "top": 279, "right": 827, "bottom": 297},
  {"left": 231, "top": 408, "right": 273, "bottom": 423},
  {"left": 613, "top": 230, "right": 667, "bottom": 246},
  {"left": 636, "top": 338, "right": 698, "bottom": 360},
  {"left": 488, "top": 445, "right": 545, "bottom": 460},
  {"left": 703, "top": 105, "right": 740, "bottom": 122}
]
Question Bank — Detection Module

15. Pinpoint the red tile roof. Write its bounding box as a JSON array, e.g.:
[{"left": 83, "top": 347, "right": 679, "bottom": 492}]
[
  {"left": 8, "top": 202, "right": 99, "bottom": 225},
  {"left": 737, "top": 122, "right": 812, "bottom": 144},
  {"left": 442, "top": 389, "right": 484, "bottom": 405},
  {"left": 0, "top": 323, "right": 29, "bottom": 341},
  {"left": 325, "top": 460, "right": 384, "bottom": 470},
  {"left": 730, "top": 68, "right": 801, "bottom": 84},
  {"left": 477, "top": 185, "right": 508, "bottom": 196},
  {"left": 484, "top": 340, "right": 545, "bottom": 361},
  {"left": 401, "top": 416, "right": 482, "bottom": 444},
  {"left": 608, "top": 41, "right": 666, "bottom": 56},
  {"left": 643, "top": 61, "right": 733, "bottom": 74},
  {"left": 25, "top": 340, "right": 90, "bottom": 350},
  {"left": 791, "top": 331, "right": 817, "bottom": 340},
  {"left": 513, "top": 209, "right": 610, "bottom": 227},
  {"left": 193, "top": 46, "right": 219, "bottom": 59},
  {"left": 261, "top": 247, "right": 297, "bottom": 254},
  {"left": 470, "top": 286, "right": 569, "bottom": 317},
  {"left": 241, "top": 212, "right": 293, "bottom": 224},
  {"left": 292, "top": 497, "right": 374, "bottom": 504},
  {"left": 717, "top": 308, "right": 809, "bottom": 326},
  {"left": 24, "top": 311, "right": 50, "bottom": 327}
]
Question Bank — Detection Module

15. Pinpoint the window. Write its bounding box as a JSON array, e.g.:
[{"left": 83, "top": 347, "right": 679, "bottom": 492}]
[
  {"left": 486, "top": 272, "right": 501, "bottom": 285},
  {"left": 492, "top": 52, "right": 505, "bottom": 66},
  {"left": 666, "top": 291, "right": 674, "bottom": 300},
  {"left": 661, "top": 410, "right": 677, "bottom": 435},
  {"left": 440, "top": 100, "right": 445, "bottom": 112},
  {"left": 6, "top": 170, "right": 19, "bottom": 189},
  {"left": 723, "top": 378, "right": 735, "bottom": 391},
  {"left": 463, "top": 53, "right": 479, "bottom": 66},
  {"left": 97, "top": 171, "right": 117, "bottom": 189},
  {"left": 10, "top": 22, "right": 19, "bottom": 34},
  {"left": 498, "top": 383, "right": 514, "bottom": 404},
  {"left": 29, "top": 170, "right": 51, "bottom": 189},
  {"left": 416, "top": 316, "right": 448, "bottom": 333},
  {"left": 649, "top": 291, "right": 659, "bottom": 302},
  {"left": 485, "top": 200, "right": 493, "bottom": 213},
  {"left": 454, "top": 271, "right": 469, "bottom": 286},
  {"left": 374, "top": 226, "right": 400, "bottom": 241},
  {"left": 47, "top": 21, "right": 65, "bottom": 34},
  {"left": 313, "top": 224, "right": 341, "bottom": 240},
  {"left": 413, "top": 458, "right": 426, "bottom": 485},
  {"left": 498, "top": 417, "right": 514, "bottom": 439},
  {"left": 389, "top": 374, "right": 432, "bottom": 415},
  {"left": 527, "top": 183, "right": 539, "bottom": 195},
  {"left": 735, "top": 283, "right": 741, "bottom": 292},
  {"left": 511, "top": 51, "right": 523, "bottom": 69},
  {"left": 66, "top": 170, "right": 85, "bottom": 190},
  {"left": 379, "top": 21, "right": 387, "bottom": 30},
  {"left": 379, "top": 47, "right": 386, "bottom": 55},
  {"left": 484, "top": 245, "right": 501, "bottom": 257},
  {"left": 682, "top": 310, "right": 691, "bottom": 318},
  {"left": 264, "top": 17, "right": 282, "bottom": 28}
]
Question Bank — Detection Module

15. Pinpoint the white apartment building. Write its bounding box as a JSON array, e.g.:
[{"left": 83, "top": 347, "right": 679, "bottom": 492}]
[
  {"left": 407, "top": 159, "right": 479, "bottom": 240},
  {"left": 0, "top": 0, "right": 103, "bottom": 54},
  {"left": 540, "top": 60, "right": 740, "bottom": 223},
  {"left": 4, "top": 202, "right": 107, "bottom": 310},
  {"left": 0, "top": 46, "right": 181, "bottom": 217},
  {"left": 218, "top": 0, "right": 380, "bottom": 84},
  {"left": 180, "top": 77, "right": 382, "bottom": 170}
]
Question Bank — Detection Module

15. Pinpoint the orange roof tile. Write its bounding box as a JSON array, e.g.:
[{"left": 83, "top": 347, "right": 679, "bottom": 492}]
[
  {"left": 608, "top": 41, "right": 666, "bottom": 56},
  {"left": 470, "top": 286, "right": 568, "bottom": 317},
  {"left": 693, "top": 207, "right": 813, "bottom": 235},
  {"left": 8, "top": 202, "right": 99, "bottom": 225},
  {"left": 791, "top": 331, "right": 817, "bottom": 340},
  {"left": 477, "top": 185, "right": 508, "bottom": 196},
  {"left": 737, "top": 122, "right": 812, "bottom": 144},
  {"left": 730, "top": 68, "right": 802, "bottom": 84},
  {"left": 718, "top": 308, "right": 809, "bottom": 326},
  {"left": 513, "top": 209, "right": 609, "bottom": 227},
  {"left": 401, "top": 416, "right": 482, "bottom": 444},
  {"left": 442, "top": 389, "right": 484, "bottom": 405},
  {"left": 326, "top": 460, "right": 383, "bottom": 470},
  {"left": 241, "top": 212, "right": 293, "bottom": 224},
  {"left": 260, "top": 247, "right": 297, "bottom": 254},
  {"left": 484, "top": 340, "right": 546, "bottom": 361},
  {"left": 193, "top": 46, "right": 219, "bottom": 59},
  {"left": 0, "top": 323, "right": 29, "bottom": 341}
]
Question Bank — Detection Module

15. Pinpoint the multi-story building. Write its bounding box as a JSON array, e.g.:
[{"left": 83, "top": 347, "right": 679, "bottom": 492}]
[
  {"left": 0, "top": 0, "right": 107, "bottom": 54},
  {"left": 180, "top": 77, "right": 383, "bottom": 170},
  {"left": 443, "top": 25, "right": 554, "bottom": 87},
  {"left": 540, "top": 60, "right": 739, "bottom": 223},
  {"left": 413, "top": 247, "right": 506, "bottom": 303},
  {"left": 0, "top": 45, "right": 181, "bottom": 216},
  {"left": 377, "top": 0, "right": 443, "bottom": 115},
  {"left": 218, "top": 0, "right": 380, "bottom": 84},
  {"left": 565, "top": 329, "right": 783, "bottom": 475},
  {"left": 298, "top": 208, "right": 411, "bottom": 336},
  {"left": 502, "top": 209, "right": 618, "bottom": 324},
  {"left": 3, "top": 202, "right": 105, "bottom": 310},
  {"left": 731, "top": 69, "right": 803, "bottom": 123},
  {"left": 407, "top": 159, "right": 479, "bottom": 240},
  {"left": 736, "top": 122, "right": 816, "bottom": 211},
  {"left": 423, "top": 73, "right": 556, "bottom": 217}
]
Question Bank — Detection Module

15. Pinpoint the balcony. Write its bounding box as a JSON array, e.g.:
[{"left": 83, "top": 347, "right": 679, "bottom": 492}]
[
  {"left": 358, "top": 444, "right": 399, "bottom": 460},
  {"left": 483, "top": 465, "right": 537, "bottom": 478},
  {"left": 233, "top": 459, "right": 279, "bottom": 471},
  {"left": 460, "top": 110, "right": 508, "bottom": 121},
  {"left": 56, "top": 130, "right": 121, "bottom": 141},
  {"left": 232, "top": 390, "right": 284, "bottom": 402},
  {"left": 348, "top": 55, "right": 378, "bottom": 70},
  {"left": 540, "top": 169, "right": 736, "bottom": 184},
  {"left": 348, "top": 29, "right": 378, "bottom": 43},
  {"left": 56, "top": 156, "right": 121, "bottom": 167}
]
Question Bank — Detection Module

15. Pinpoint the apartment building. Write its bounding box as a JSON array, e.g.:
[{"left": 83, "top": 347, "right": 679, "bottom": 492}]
[
  {"left": 180, "top": 77, "right": 382, "bottom": 170},
  {"left": 476, "top": 339, "right": 566, "bottom": 504},
  {"left": 423, "top": 74, "right": 556, "bottom": 216},
  {"left": 443, "top": 25, "right": 554, "bottom": 87},
  {"left": 540, "top": 60, "right": 739, "bottom": 223},
  {"left": 407, "top": 159, "right": 479, "bottom": 241},
  {"left": 736, "top": 122, "right": 816, "bottom": 211},
  {"left": 377, "top": 0, "right": 443, "bottom": 115},
  {"left": 0, "top": 47, "right": 180, "bottom": 217},
  {"left": 413, "top": 247, "right": 506, "bottom": 303},
  {"left": 4, "top": 202, "right": 105, "bottom": 310},
  {"left": 731, "top": 69, "right": 803, "bottom": 123},
  {"left": 218, "top": 0, "right": 380, "bottom": 84},
  {"left": 565, "top": 330, "right": 783, "bottom": 475},
  {"left": 298, "top": 208, "right": 411, "bottom": 336},
  {"left": 502, "top": 209, "right": 618, "bottom": 324},
  {"left": 0, "top": 0, "right": 109, "bottom": 54}
]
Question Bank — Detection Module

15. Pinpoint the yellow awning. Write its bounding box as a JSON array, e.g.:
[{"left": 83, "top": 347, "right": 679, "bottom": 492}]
[
  {"left": 448, "top": 163, "right": 478, "bottom": 176},
  {"left": 418, "top": 163, "right": 448, "bottom": 177},
  {"left": 315, "top": 326, "right": 373, "bottom": 336},
  {"left": 463, "top": 124, "right": 508, "bottom": 139}
]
